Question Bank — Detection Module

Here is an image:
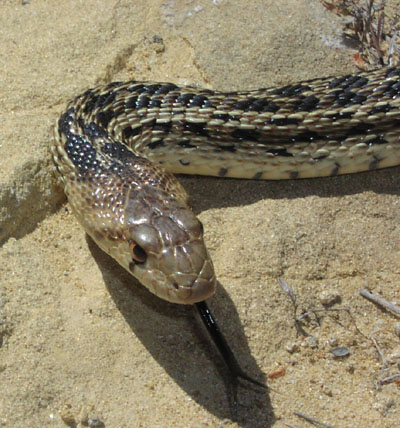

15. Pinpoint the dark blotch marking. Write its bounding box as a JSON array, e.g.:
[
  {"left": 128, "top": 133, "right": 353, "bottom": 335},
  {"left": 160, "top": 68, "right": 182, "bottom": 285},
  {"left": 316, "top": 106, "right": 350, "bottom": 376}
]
[
  {"left": 296, "top": 95, "right": 319, "bottom": 112},
  {"left": 99, "top": 91, "right": 117, "bottom": 109},
  {"left": 126, "top": 96, "right": 138, "bottom": 110},
  {"left": 351, "top": 94, "right": 367, "bottom": 104},
  {"left": 58, "top": 108, "right": 75, "bottom": 136},
  {"left": 60, "top": 110, "right": 103, "bottom": 175},
  {"left": 211, "top": 113, "right": 230, "bottom": 121},
  {"left": 218, "top": 168, "right": 228, "bottom": 177},
  {"left": 153, "top": 121, "right": 172, "bottom": 132},
  {"left": 101, "top": 140, "right": 136, "bottom": 161},
  {"left": 253, "top": 98, "right": 280, "bottom": 113},
  {"left": 83, "top": 91, "right": 117, "bottom": 115},
  {"left": 268, "top": 84, "right": 311, "bottom": 97},
  {"left": 346, "top": 122, "right": 373, "bottom": 135},
  {"left": 147, "top": 139, "right": 165, "bottom": 149},
  {"left": 386, "top": 68, "right": 400, "bottom": 78},
  {"left": 218, "top": 144, "right": 236, "bottom": 153},
  {"left": 313, "top": 153, "right": 328, "bottom": 160},
  {"left": 188, "top": 95, "right": 211, "bottom": 108},
  {"left": 334, "top": 90, "right": 367, "bottom": 107},
  {"left": 179, "top": 159, "right": 190, "bottom": 166},
  {"left": 348, "top": 76, "right": 369, "bottom": 88},
  {"left": 136, "top": 95, "right": 150, "bottom": 109},
  {"left": 233, "top": 99, "right": 255, "bottom": 110},
  {"left": 252, "top": 172, "right": 263, "bottom": 180},
  {"left": 370, "top": 103, "right": 392, "bottom": 115},
  {"left": 266, "top": 148, "right": 293, "bottom": 157},
  {"left": 323, "top": 111, "right": 354, "bottom": 121},
  {"left": 383, "top": 80, "right": 400, "bottom": 98},
  {"left": 330, "top": 163, "right": 340, "bottom": 176},
  {"left": 143, "top": 84, "right": 162, "bottom": 93},
  {"left": 122, "top": 126, "right": 141, "bottom": 140},
  {"left": 184, "top": 122, "right": 209, "bottom": 137},
  {"left": 366, "top": 135, "right": 388, "bottom": 145},
  {"left": 104, "top": 81, "right": 123, "bottom": 91},
  {"left": 176, "top": 93, "right": 195, "bottom": 105},
  {"left": 290, "top": 171, "right": 299, "bottom": 179},
  {"left": 291, "top": 131, "right": 320, "bottom": 143},
  {"left": 155, "top": 84, "right": 178, "bottom": 94},
  {"left": 231, "top": 129, "right": 260, "bottom": 141},
  {"left": 149, "top": 98, "right": 162, "bottom": 108},
  {"left": 232, "top": 97, "right": 280, "bottom": 113},
  {"left": 369, "top": 156, "right": 380, "bottom": 170},
  {"left": 329, "top": 75, "right": 349, "bottom": 89},
  {"left": 96, "top": 109, "right": 114, "bottom": 129},
  {"left": 269, "top": 117, "right": 300, "bottom": 126},
  {"left": 202, "top": 98, "right": 214, "bottom": 108},
  {"left": 328, "top": 74, "right": 368, "bottom": 89},
  {"left": 178, "top": 140, "right": 196, "bottom": 148},
  {"left": 83, "top": 122, "right": 108, "bottom": 140},
  {"left": 127, "top": 83, "right": 147, "bottom": 94}
]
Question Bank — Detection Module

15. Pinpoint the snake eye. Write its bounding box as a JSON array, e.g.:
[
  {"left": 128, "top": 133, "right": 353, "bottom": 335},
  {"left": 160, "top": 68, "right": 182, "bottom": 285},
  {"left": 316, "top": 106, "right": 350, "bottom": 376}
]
[{"left": 129, "top": 241, "right": 147, "bottom": 264}]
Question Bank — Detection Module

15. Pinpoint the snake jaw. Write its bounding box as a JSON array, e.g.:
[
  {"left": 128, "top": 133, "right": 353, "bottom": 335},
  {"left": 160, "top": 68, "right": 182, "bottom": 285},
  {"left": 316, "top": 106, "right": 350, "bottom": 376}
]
[
  {"left": 131, "top": 252, "right": 216, "bottom": 304},
  {"left": 178, "top": 259, "right": 217, "bottom": 305}
]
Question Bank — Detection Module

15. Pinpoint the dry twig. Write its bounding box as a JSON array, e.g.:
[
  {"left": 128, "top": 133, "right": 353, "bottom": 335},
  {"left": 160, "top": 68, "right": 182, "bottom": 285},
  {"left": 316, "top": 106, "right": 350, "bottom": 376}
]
[
  {"left": 359, "top": 288, "right": 400, "bottom": 315},
  {"left": 294, "top": 410, "right": 339, "bottom": 428}
]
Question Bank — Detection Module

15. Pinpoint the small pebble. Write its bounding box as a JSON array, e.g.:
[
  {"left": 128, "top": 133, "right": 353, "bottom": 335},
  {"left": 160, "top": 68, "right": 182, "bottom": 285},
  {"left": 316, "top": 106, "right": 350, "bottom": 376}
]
[
  {"left": 306, "top": 335, "right": 318, "bottom": 349},
  {"left": 322, "top": 385, "right": 333, "bottom": 396},
  {"left": 394, "top": 322, "right": 400, "bottom": 338},
  {"left": 328, "top": 335, "right": 338, "bottom": 347},
  {"left": 387, "top": 346, "right": 400, "bottom": 364},
  {"left": 319, "top": 289, "right": 341, "bottom": 306},
  {"left": 88, "top": 413, "right": 105, "bottom": 428},
  {"left": 285, "top": 343, "right": 299, "bottom": 354},
  {"left": 331, "top": 346, "right": 350, "bottom": 358},
  {"left": 59, "top": 408, "right": 75, "bottom": 426}
]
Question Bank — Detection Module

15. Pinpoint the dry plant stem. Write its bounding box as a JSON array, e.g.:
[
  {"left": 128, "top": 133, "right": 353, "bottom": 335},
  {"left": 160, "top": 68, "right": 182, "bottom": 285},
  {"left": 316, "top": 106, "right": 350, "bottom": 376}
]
[
  {"left": 380, "top": 374, "right": 400, "bottom": 385},
  {"left": 294, "top": 410, "right": 339, "bottom": 428},
  {"left": 278, "top": 278, "right": 297, "bottom": 307},
  {"left": 359, "top": 288, "right": 400, "bottom": 315},
  {"left": 296, "top": 307, "right": 366, "bottom": 339},
  {"left": 321, "top": 0, "right": 400, "bottom": 66},
  {"left": 370, "top": 334, "right": 387, "bottom": 368}
]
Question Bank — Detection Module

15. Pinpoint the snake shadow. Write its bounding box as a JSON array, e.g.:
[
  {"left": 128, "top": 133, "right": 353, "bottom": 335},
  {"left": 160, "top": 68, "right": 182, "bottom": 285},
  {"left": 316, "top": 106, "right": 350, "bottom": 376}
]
[
  {"left": 87, "top": 236, "right": 275, "bottom": 427},
  {"left": 179, "top": 166, "right": 400, "bottom": 213}
]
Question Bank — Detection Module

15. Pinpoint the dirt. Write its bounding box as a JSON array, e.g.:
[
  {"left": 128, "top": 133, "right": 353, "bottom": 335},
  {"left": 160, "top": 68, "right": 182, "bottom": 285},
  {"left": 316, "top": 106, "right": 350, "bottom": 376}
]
[{"left": 0, "top": 1, "right": 399, "bottom": 427}]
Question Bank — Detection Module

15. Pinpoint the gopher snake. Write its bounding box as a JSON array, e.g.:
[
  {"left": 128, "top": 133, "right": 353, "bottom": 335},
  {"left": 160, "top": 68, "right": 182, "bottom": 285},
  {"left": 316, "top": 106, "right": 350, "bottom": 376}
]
[{"left": 51, "top": 67, "right": 400, "bottom": 305}]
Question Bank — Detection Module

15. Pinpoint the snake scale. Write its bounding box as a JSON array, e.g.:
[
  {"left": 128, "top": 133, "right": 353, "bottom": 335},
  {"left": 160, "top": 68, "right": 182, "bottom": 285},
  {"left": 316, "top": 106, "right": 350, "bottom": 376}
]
[{"left": 51, "top": 67, "right": 400, "bottom": 305}]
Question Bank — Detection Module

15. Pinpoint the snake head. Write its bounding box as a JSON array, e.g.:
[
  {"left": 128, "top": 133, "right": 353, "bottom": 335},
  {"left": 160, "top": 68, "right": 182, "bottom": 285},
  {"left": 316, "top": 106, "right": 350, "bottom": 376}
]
[{"left": 119, "top": 185, "right": 217, "bottom": 304}]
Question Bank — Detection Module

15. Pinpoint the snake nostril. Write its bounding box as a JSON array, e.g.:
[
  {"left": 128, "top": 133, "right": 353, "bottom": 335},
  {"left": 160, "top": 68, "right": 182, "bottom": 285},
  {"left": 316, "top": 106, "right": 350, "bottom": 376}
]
[{"left": 172, "top": 282, "right": 179, "bottom": 290}]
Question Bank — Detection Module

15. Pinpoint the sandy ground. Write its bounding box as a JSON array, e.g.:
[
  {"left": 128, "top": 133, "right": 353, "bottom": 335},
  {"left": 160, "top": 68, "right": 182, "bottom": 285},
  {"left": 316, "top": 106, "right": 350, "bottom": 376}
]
[{"left": 0, "top": 0, "right": 400, "bottom": 427}]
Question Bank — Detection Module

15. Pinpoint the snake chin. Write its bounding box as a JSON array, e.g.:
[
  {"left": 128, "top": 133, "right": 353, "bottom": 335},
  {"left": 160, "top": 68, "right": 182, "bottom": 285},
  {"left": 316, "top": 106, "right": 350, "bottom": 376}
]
[{"left": 135, "top": 256, "right": 217, "bottom": 305}]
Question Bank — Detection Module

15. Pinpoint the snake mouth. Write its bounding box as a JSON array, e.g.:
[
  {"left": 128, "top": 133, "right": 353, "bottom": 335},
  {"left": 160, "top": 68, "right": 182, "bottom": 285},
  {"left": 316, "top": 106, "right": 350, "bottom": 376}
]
[
  {"left": 179, "top": 275, "right": 217, "bottom": 305},
  {"left": 168, "top": 256, "right": 217, "bottom": 304}
]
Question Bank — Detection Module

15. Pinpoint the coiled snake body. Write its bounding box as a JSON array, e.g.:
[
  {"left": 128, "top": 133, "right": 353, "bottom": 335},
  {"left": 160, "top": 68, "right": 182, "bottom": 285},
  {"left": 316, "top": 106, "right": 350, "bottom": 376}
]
[{"left": 52, "top": 67, "right": 400, "bottom": 304}]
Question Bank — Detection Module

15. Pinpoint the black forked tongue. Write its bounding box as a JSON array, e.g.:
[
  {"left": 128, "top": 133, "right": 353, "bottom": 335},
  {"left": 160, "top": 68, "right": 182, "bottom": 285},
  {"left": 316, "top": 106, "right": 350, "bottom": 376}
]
[{"left": 195, "top": 300, "right": 266, "bottom": 419}]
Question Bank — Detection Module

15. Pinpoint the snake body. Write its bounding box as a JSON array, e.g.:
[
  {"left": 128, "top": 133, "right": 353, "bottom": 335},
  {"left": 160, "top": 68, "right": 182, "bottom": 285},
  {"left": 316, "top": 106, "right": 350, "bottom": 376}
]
[{"left": 52, "top": 67, "right": 400, "bottom": 304}]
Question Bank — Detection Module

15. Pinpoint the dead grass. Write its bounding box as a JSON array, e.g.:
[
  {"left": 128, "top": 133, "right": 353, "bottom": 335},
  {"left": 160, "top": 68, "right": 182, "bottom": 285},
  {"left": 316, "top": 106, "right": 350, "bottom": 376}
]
[{"left": 321, "top": 0, "right": 400, "bottom": 67}]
